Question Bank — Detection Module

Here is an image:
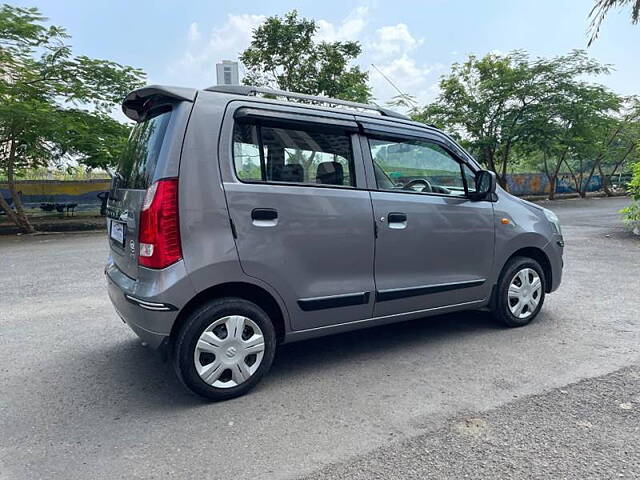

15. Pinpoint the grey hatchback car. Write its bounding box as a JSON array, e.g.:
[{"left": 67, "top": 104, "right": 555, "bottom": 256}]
[{"left": 106, "top": 84, "right": 564, "bottom": 401}]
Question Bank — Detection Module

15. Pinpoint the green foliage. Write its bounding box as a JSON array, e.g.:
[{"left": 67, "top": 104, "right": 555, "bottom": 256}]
[
  {"left": 386, "top": 93, "right": 419, "bottom": 114},
  {"left": 0, "top": 4, "right": 145, "bottom": 232},
  {"left": 620, "top": 199, "right": 640, "bottom": 232},
  {"left": 628, "top": 157, "right": 640, "bottom": 200},
  {"left": 414, "top": 50, "right": 632, "bottom": 192},
  {"left": 0, "top": 5, "right": 145, "bottom": 172},
  {"left": 620, "top": 136, "right": 640, "bottom": 232},
  {"left": 589, "top": 0, "right": 640, "bottom": 46},
  {"left": 240, "top": 10, "right": 371, "bottom": 103}
]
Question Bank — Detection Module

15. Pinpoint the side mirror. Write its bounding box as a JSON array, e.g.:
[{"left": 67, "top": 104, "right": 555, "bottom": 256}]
[{"left": 470, "top": 170, "right": 496, "bottom": 201}]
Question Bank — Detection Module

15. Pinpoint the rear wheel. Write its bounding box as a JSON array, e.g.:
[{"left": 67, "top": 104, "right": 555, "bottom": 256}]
[
  {"left": 173, "top": 297, "right": 277, "bottom": 401},
  {"left": 492, "top": 256, "right": 546, "bottom": 327}
]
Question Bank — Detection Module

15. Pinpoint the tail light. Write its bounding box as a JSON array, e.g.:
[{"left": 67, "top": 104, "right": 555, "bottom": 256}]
[{"left": 138, "top": 178, "right": 182, "bottom": 269}]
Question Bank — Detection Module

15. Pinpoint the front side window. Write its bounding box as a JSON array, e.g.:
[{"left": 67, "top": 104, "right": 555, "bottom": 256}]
[
  {"left": 369, "top": 137, "right": 468, "bottom": 197},
  {"left": 233, "top": 120, "right": 355, "bottom": 187}
]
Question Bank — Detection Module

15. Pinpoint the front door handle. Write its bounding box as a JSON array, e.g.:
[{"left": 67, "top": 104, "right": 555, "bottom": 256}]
[
  {"left": 251, "top": 208, "right": 278, "bottom": 227},
  {"left": 387, "top": 212, "right": 407, "bottom": 229},
  {"left": 252, "top": 208, "right": 278, "bottom": 220},
  {"left": 388, "top": 212, "right": 407, "bottom": 223}
]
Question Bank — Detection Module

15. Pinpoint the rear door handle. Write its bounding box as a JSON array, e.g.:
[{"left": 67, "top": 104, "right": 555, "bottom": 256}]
[
  {"left": 251, "top": 208, "right": 278, "bottom": 227},
  {"left": 387, "top": 212, "right": 407, "bottom": 229}
]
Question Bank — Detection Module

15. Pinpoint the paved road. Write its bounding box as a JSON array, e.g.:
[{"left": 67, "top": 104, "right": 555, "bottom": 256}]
[
  {"left": 0, "top": 197, "right": 638, "bottom": 479},
  {"left": 303, "top": 366, "right": 640, "bottom": 479}
]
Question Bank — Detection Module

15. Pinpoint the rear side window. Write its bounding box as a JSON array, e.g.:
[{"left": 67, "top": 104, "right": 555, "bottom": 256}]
[
  {"left": 233, "top": 120, "right": 355, "bottom": 187},
  {"left": 115, "top": 107, "right": 172, "bottom": 190}
]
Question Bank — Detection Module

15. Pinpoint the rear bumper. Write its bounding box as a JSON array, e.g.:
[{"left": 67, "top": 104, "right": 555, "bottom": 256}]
[{"left": 105, "top": 260, "right": 191, "bottom": 349}]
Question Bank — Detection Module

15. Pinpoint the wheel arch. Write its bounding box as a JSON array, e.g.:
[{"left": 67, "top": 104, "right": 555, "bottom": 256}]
[
  {"left": 501, "top": 246, "right": 553, "bottom": 293},
  {"left": 170, "top": 282, "right": 288, "bottom": 345}
]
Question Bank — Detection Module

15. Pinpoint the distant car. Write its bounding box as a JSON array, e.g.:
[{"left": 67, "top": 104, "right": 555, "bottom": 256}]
[{"left": 106, "top": 85, "right": 564, "bottom": 401}]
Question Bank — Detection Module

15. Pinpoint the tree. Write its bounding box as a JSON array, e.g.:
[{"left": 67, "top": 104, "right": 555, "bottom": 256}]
[
  {"left": 240, "top": 10, "right": 371, "bottom": 103},
  {"left": 415, "top": 50, "right": 611, "bottom": 189},
  {"left": 526, "top": 85, "right": 623, "bottom": 199},
  {"left": 585, "top": 99, "right": 639, "bottom": 196},
  {"left": 0, "top": 5, "right": 144, "bottom": 233},
  {"left": 588, "top": 0, "right": 640, "bottom": 46},
  {"left": 621, "top": 153, "right": 640, "bottom": 234}
]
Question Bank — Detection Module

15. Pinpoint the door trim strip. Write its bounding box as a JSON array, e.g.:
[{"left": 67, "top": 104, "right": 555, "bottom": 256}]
[
  {"left": 376, "top": 279, "right": 485, "bottom": 302},
  {"left": 285, "top": 298, "right": 487, "bottom": 343},
  {"left": 297, "top": 291, "right": 371, "bottom": 311}
]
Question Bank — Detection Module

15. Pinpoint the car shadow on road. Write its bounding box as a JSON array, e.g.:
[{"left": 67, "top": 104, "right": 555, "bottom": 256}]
[
  {"left": 270, "top": 310, "right": 502, "bottom": 380},
  {"left": 56, "top": 309, "right": 506, "bottom": 415}
]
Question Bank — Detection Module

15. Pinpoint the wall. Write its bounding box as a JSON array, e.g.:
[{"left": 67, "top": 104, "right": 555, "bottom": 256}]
[
  {"left": 505, "top": 173, "right": 603, "bottom": 196},
  {"left": 0, "top": 179, "right": 110, "bottom": 210},
  {"left": 0, "top": 174, "right": 604, "bottom": 208}
]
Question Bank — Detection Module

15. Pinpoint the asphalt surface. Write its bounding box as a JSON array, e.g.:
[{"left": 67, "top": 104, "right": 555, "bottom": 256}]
[
  {"left": 0, "top": 196, "right": 638, "bottom": 480},
  {"left": 303, "top": 366, "right": 640, "bottom": 480}
]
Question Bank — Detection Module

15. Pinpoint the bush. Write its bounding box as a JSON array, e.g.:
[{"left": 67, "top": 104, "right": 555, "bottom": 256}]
[{"left": 622, "top": 159, "right": 640, "bottom": 235}]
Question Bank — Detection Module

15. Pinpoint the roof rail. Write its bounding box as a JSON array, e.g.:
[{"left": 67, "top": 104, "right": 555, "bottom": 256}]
[{"left": 204, "top": 85, "right": 410, "bottom": 120}]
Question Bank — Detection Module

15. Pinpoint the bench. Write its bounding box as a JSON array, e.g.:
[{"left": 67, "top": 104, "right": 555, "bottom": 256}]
[{"left": 39, "top": 202, "right": 78, "bottom": 216}]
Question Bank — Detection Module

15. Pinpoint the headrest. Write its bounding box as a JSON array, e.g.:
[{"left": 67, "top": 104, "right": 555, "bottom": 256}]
[
  {"left": 316, "top": 162, "right": 344, "bottom": 185},
  {"left": 274, "top": 164, "right": 304, "bottom": 183}
]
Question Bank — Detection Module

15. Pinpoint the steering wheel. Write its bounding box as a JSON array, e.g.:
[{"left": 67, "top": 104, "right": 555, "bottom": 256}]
[{"left": 402, "top": 178, "right": 432, "bottom": 193}]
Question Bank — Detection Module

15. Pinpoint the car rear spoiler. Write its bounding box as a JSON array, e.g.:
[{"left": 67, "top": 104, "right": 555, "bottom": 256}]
[{"left": 122, "top": 85, "right": 197, "bottom": 122}]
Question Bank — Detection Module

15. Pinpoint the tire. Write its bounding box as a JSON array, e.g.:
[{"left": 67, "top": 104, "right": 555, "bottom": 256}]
[
  {"left": 173, "top": 297, "right": 277, "bottom": 401},
  {"left": 492, "top": 256, "right": 546, "bottom": 328}
]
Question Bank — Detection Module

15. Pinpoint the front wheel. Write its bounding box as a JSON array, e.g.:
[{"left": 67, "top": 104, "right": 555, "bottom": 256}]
[
  {"left": 173, "top": 297, "right": 277, "bottom": 401},
  {"left": 492, "top": 256, "right": 546, "bottom": 327}
]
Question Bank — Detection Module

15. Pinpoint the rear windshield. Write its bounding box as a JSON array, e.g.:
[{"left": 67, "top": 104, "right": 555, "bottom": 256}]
[{"left": 115, "top": 107, "right": 172, "bottom": 190}]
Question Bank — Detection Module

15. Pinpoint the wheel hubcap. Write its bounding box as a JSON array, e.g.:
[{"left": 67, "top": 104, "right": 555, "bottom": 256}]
[
  {"left": 507, "top": 268, "right": 542, "bottom": 319},
  {"left": 194, "top": 315, "right": 265, "bottom": 388}
]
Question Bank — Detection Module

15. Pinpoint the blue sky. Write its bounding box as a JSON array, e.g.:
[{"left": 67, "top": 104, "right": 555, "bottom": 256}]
[{"left": 20, "top": 0, "right": 640, "bottom": 106}]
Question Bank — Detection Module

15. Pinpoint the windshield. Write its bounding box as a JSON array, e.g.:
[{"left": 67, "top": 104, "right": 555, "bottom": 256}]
[{"left": 114, "top": 107, "right": 172, "bottom": 190}]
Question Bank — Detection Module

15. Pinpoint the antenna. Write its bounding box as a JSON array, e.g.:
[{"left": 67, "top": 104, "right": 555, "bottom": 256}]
[{"left": 370, "top": 63, "right": 417, "bottom": 107}]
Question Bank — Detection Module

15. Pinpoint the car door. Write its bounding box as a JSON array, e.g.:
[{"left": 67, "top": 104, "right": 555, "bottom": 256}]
[
  {"left": 359, "top": 123, "right": 495, "bottom": 318},
  {"left": 219, "top": 104, "right": 376, "bottom": 331}
]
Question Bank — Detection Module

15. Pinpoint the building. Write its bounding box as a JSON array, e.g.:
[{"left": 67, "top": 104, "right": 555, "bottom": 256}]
[{"left": 216, "top": 60, "right": 239, "bottom": 85}]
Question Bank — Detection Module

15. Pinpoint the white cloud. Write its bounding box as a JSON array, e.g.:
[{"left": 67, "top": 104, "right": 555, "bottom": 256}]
[
  {"left": 371, "top": 23, "right": 423, "bottom": 58},
  {"left": 369, "top": 55, "right": 436, "bottom": 107},
  {"left": 316, "top": 6, "right": 369, "bottom": 42},
  {"left": 367, "top": 23, "right": 440, "bottom": 107},
  {"left": 187, "top": 22, "right": 201, "bottom": 44},
  {"left": 167, "top": 13, "right": 265, "bottom": 87},
  {"left": 167, "top": 7, "right": 441, "bottom": 108}
]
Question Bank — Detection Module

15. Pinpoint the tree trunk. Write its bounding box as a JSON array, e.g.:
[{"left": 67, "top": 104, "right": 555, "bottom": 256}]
[
  {"left": 579, "top": 158, "right": 598, "bottom": 199},
  {"left": 484, "top": 147, "right": 496, "bottom": 175},
  {"left": 547, "top": 148, "right": 569, "bottom": 200},
  {"left": 543, "top": 154, "right": 554, "bottom": 200},
  {"left": 4, "top": 140, "right": 36, "bottom": 234},
  {"left": 547, "top": 172, "right": 557, "bottom": 200},
  {"left": 301, "top": 151, "right": 316, "bottom": 182},
  {"left": 499, "top": 159, "right": 508, "bottom": 190},
  {"left": 600, "top": 142, "right": 635, "bottom": 196},
  {"left": 0, "top": 192, "right": 21, "bottom": 225},
  {"left": 563, "top": 158, "right": 581, "bottom": 195},
  {"left": 598, "top": 162, "right": 612, "bottom": 196}
]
